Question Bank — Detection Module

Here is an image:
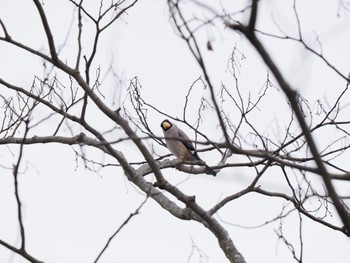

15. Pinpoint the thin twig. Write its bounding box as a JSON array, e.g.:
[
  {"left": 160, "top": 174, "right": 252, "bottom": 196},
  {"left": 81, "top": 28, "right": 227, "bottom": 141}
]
[{"left": 94, "top": 197, "right": 148, "bottom": 263}]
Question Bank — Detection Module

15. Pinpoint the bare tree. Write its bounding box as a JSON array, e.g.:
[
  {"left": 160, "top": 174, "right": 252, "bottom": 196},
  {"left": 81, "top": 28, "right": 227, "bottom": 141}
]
[{"left": 0, "top": 0, "right": 349, "bottom": 262}]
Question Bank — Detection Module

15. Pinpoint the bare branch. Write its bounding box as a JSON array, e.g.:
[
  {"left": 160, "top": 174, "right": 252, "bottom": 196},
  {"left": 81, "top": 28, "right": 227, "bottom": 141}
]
[
  {"left": 13, "top": 120, "right": 29, "bottom": 251},
  {"left": 0, "top": 239, "right": 43, "bottom": 263},
  {"left": 32, "top": 0, "right": 58, "bottom": 62},
  {"left": 94, "top": 197, "right": 148, "bottom": 263}
]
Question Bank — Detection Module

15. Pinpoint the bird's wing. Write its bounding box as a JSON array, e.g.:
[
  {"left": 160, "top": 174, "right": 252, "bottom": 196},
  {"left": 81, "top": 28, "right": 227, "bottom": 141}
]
[{"left": 177, "top": 129, "right": 195, "bottom": 151}]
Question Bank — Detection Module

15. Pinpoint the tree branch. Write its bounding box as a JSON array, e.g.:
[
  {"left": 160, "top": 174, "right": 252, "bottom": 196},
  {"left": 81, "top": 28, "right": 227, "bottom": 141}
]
[
  {"left": 13, "top": 121, "right": 29, "bottom": 251},
  {"left": 229, "top": 24, "right": 350, "bottom": 233},
  {"left": 94, "top": 197, "right": 148, "bottom": 263},
  {"left": 32, "top": 0, "right": 58, "bottom": 62}
]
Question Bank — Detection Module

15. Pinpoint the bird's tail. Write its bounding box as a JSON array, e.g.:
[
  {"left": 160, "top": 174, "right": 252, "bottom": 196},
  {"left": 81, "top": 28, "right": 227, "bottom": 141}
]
[{"left": 190, "top": 152, "right": 217, "bottom": 176}]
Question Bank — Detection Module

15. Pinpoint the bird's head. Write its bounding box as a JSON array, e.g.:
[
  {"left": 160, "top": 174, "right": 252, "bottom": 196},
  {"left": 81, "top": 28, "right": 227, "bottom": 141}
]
[{"left": 161, "top": 119, "right": 172, "bottom": 131}]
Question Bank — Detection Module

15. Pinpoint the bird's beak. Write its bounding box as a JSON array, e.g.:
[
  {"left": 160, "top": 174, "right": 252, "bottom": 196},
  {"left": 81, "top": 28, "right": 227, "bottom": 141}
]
[{"left": 162, "top": 121, "right": 171, "bottom": 130}]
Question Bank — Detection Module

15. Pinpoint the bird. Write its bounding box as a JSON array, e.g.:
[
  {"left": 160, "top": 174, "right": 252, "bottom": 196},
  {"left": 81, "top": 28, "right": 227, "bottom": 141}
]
[
  {"left": 160, "top": 119, "right": 199, "bottom": 161},
  {"left": 160, "top": 119, "right": 216, "bottom": 175}
]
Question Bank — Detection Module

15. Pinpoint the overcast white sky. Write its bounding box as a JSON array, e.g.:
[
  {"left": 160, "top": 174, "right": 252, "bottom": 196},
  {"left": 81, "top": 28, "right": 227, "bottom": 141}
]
[{"left": 1, "top": 0, "right": 350, "bottom": 263}]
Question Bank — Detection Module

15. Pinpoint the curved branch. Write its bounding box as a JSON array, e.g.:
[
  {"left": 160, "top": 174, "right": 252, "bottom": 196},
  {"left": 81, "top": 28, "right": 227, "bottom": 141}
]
[
  {"left": 32, "top": 0, "right": 58, "bottom": 62},
  {"left": 13, "top": 121, "right": 29, "bottom": 251},
  {"left": 94, "top": 198, "right": 147, "bottom": 263},
  {"left": 254, "top": 187, "right": 349, "bottom": 236},
  {"left": 231, "top": 25, "right": 350, "bottom": 233}
]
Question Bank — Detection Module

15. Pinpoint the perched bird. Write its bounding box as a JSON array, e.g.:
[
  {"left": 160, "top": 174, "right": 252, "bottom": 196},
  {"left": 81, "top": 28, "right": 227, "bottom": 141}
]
[
  {"left": 161, "top": 119, "right": 199, "bottom": 161},
  {"left": 160, "top": 119, "right": 216, "bottom": 175}
]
